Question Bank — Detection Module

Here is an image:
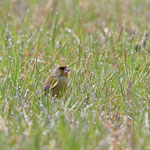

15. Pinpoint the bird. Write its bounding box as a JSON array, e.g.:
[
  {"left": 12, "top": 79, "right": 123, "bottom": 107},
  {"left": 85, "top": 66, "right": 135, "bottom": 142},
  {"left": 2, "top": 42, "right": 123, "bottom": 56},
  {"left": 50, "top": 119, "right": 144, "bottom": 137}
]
[{"left": 44, "top": 66, "right": 71, "bottom": 98}]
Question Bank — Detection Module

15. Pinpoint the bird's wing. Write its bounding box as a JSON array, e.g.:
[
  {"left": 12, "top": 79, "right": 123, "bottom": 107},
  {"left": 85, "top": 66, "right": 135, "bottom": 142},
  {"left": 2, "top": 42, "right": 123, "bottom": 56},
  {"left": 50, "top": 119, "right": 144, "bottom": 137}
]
[{"left": 44, "top": 74, "right": 59, "bottom": 92}]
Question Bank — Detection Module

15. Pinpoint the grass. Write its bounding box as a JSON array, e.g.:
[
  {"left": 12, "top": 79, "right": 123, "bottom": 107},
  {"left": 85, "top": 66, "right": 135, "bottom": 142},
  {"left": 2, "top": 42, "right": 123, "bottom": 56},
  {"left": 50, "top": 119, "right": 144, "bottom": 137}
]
[{"left": 0, "top": 0, "right": 150, "bottom": 149}]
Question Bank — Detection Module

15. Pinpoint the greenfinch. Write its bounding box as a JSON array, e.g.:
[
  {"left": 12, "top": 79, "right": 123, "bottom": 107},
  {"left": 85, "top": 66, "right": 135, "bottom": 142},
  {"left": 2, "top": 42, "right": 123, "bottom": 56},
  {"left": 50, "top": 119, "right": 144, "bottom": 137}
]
[{"left": 44, "top": 66, "right": 71, "bottom": 98}]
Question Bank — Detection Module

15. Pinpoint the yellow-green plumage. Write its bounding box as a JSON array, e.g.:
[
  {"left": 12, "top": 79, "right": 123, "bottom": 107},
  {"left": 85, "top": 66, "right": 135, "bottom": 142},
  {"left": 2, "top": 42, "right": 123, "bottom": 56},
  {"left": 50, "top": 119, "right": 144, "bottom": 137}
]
[{"left": 44, "top": 66, "right": 70, "bottom": 98}]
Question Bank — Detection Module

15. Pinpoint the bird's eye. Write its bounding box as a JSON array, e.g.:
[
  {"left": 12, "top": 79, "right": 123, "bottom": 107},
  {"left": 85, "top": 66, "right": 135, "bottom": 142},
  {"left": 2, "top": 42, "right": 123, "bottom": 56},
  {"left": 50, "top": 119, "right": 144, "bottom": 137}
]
[
  {"left": 59, "top": 66, "right": 66, "bottom": 70},
  {"left": 60, "top": 68, "right": 64, "bottom": 70}
]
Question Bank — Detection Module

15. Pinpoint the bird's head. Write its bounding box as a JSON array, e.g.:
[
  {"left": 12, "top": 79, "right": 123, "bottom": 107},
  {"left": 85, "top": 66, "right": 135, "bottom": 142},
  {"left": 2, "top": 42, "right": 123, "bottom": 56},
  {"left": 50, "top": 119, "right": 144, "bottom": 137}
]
[{"left": 54, "top": 66, "right": 71, "bottom": 78}]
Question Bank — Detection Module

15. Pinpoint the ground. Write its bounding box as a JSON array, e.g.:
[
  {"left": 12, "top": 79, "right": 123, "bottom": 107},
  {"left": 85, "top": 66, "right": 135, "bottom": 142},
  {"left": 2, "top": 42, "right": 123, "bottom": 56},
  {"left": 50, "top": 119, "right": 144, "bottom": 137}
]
[{"left": 0, "top": 0, "right": 150, "bottom": 150}]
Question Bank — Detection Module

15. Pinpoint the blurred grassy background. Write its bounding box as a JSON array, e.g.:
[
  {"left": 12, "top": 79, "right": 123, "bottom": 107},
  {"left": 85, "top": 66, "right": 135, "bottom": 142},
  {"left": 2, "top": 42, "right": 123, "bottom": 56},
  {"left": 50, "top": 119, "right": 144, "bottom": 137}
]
[{"left": 0, "top": 0, "right": 150, "bottom": 150}]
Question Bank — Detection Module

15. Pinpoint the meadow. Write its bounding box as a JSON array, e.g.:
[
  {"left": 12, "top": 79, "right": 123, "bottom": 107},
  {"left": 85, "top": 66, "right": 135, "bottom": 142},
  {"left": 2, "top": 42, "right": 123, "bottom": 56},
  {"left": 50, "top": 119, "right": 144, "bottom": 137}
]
[{"left": 0, "top": 0, "right": 150, "bottom": 149}]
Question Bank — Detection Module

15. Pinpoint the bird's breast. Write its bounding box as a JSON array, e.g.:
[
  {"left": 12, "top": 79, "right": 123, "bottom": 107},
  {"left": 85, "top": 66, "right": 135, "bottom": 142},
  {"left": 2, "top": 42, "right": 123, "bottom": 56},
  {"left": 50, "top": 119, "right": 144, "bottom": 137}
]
[{"left": 51, "top": 77, "right": 68, "bottom": 97}]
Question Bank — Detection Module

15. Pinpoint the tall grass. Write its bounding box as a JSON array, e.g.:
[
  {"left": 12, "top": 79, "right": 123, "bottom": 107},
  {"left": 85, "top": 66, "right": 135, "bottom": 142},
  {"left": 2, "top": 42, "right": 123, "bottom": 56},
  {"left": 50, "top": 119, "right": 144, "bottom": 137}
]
[{"left": 0, "top": 0, "right": 150, "bottom": 149}]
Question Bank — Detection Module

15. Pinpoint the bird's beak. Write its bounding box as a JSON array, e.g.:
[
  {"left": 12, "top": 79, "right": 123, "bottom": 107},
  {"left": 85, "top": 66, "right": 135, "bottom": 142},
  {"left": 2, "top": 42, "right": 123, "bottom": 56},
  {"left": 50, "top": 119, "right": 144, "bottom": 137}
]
[{"left": 64, "top": 67, "right": 71, "bottom": 73}]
